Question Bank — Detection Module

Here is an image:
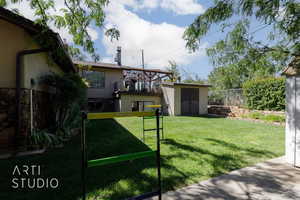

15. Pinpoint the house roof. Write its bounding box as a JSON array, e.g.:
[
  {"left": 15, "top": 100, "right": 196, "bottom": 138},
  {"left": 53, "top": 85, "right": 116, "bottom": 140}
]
[
  {"left": 74, "top": 60, "right": 173, "bottom": 75},
  {"left": 161, "top": 82, "right": 212, "bottom": 87},
  {"left": 282, "top": 56, "right": 300, "bottom": 76},
  {"left": 0, "top": 7, "right": 75, "bottom": 73}
]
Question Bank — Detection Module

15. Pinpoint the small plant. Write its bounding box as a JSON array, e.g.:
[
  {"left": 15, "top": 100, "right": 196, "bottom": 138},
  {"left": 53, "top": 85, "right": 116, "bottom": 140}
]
[
  {"left": 261, "top": 115, "right": 285, "bottom": 123},
  {"left": 241, "top": 112, "right": 285, "bottom": 123},
  {"left": 29, "top": 129, "right": 61, "bottom": 148},
  {"left": 247, "top": 112, "right": 263, "bottom": 119}
]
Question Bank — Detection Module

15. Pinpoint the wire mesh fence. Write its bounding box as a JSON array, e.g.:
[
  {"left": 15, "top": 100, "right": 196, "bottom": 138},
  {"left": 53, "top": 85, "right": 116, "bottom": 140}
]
[{"left": 208, "top": 88, "right": 246, "bottom": 107}]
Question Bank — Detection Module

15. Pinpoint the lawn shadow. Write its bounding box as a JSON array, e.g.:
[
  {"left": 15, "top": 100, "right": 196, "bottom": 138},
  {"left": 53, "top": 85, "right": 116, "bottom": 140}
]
[
  {"left": 159, "top": 159, "right": 300, "bottom": 200},
  {"left": 162, "top": 138, "right": 279, "bottom": 187},
  {"left": 161, "top": 138, "right": 298, "bottom": 200},
  {"left": 0, "top": 119, "right": 160, "bottom": 200}
]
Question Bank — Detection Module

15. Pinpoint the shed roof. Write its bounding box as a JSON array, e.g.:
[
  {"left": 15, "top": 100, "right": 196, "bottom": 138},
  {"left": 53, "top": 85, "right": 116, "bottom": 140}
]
[
  {"left": 0, "top": 7, "right": 75, "bottom": 73},
  {"left": 161, "top": 82, "right": 212, "bottom": 87},
  {"left": 74, "top": 60, "right": 173, "bottom": 74},
  {"left": 282, "top": 56, "right": 300, "bottom": 76}
]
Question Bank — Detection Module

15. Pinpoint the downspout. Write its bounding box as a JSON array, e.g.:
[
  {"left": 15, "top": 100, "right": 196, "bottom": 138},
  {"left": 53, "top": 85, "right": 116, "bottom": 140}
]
[{"left": 15, "top": 48, "right": 49, "bottom": 152}]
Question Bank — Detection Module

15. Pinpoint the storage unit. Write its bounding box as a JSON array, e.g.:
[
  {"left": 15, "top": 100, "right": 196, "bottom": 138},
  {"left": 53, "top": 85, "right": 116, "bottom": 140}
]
[{"left": 161, "top": 82, "right": 211, "bottom": 116}]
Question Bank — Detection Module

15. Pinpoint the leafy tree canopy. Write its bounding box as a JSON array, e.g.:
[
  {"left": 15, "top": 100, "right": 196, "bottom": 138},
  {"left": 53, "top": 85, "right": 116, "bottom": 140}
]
[
  {"left": 184, "top": 0, "right": 300, "bottom": 70},
  {"left": 208, "top": 57, "right": 276, "bottom": 90},
  {"left": 0, "top": 0, "right": 119, "bottom": 60},
  {"left": 166, "top": 60, "right": 181, "bottom": 81}
]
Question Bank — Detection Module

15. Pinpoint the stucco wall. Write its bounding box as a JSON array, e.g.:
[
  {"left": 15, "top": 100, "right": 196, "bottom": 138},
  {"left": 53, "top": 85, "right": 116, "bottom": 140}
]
[
  {"left": 174, "top": 86, "right": 181, "bottom": 115},
  {"left": 285, "top": 76, "right": 300, "bottom": 167},
  {"left": 199, "top": 87, "right": 209, "bottom": 114},
  {"left": 0, "top": 19, "right": 63, "bottom": 90},
  {"left": 119, "top": 95, "right": 161, "bottom": 112},
  {"left": 161, "top": 85, "right": 175, "bottom": 115},
  {"left": 87, "top": 69, "right": 124, "bottom": 99}
]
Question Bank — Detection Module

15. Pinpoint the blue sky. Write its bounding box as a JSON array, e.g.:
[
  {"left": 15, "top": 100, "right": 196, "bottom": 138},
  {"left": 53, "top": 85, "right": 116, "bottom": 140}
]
[
  {"left": 94, "top": 0, "right": 216, "bottom": 80},
  {"left": 6, "top": 0, "right": 274, "bottom": 80},
  {"left": 92, "top": 0, "right": 273, "bottom": 80}
]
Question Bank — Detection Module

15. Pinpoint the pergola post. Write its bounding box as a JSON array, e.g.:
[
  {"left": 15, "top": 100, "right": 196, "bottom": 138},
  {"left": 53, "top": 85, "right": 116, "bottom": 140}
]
[{"left": 283, "top": 52, "right": 300, "bottom": 169}]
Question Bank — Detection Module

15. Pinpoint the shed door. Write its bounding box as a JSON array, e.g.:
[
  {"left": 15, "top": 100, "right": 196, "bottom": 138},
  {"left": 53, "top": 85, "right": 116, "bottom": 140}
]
[{"left": 181, "top": 88, "right": 199, "bottom": 115}]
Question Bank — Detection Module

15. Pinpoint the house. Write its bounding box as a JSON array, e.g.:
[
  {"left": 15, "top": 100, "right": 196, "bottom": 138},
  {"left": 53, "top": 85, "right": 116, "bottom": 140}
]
[
  {"left": 75, "top": 61, "right": 211, "bottom": 115},
  {"left": 75, "top": 60, "right": 173, "bottom": 112},
  {"left": 282, "top": 56, "right": 300, "bottom": 167},
  {"left": 0, "top": 7, "right": 75, "bottom": 155}
]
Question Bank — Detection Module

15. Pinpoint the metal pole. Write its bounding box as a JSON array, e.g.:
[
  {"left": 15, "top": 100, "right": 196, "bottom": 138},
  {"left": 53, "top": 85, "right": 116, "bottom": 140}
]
[
  {"left": 81, "top": 112, "right": 87, "bottom": 200},
  {"left": 161, "top": 113, "right": 164, "bottom": 140},
  {"left": 142, "top": 49, "right": 146, "bottom": 91},
  {"left": 156, "top": 109, "right": 162, "bottom": 200},
  {"left": 143, "top": 116, "right": 145, "bottom": 142}
]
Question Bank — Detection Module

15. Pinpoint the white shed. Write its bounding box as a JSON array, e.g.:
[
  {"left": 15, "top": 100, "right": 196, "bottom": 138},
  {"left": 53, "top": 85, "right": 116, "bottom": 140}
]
[
  {"left": 161, "top": 82, "right": 211, "bottom": 116},
  {"left": 283, "top": 57, "right": 300, "bottom": 167}
]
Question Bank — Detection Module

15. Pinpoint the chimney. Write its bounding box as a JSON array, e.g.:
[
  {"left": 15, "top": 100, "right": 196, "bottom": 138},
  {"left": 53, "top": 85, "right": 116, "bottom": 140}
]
[{"left": 114, "top": 46, "right": 122, "bottom": 66}]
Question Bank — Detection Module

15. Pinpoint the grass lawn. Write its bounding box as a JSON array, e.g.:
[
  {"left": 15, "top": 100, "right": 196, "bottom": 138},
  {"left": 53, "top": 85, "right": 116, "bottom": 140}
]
[{"left": 0, "top": 116, "right": 284, "bottom": 200}]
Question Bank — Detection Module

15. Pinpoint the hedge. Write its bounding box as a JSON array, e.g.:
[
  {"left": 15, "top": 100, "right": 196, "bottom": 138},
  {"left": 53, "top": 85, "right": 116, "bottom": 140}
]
[{"left": 242, "top": 77, "right": 285, "bottom": 111}]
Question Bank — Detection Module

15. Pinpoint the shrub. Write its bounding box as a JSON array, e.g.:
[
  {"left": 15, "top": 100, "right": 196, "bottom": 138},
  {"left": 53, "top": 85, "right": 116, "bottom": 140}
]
[
  {"left": 39, "top": 73, "right": 87, "bottom": 138},
  {"left": 243, "top": 77, "right": 285, "bottom": 111}
]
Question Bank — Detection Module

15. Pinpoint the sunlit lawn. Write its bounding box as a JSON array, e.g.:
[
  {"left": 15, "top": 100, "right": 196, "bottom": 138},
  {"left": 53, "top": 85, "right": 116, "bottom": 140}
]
[{"left": 0, "top": 116, "right": 284, "bottom": 200}]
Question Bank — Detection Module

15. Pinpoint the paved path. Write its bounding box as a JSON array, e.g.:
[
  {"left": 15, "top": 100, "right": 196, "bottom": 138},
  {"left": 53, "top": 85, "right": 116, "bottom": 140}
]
[{"left": 152, "top": 157, "right": 300, "bottom": 200}]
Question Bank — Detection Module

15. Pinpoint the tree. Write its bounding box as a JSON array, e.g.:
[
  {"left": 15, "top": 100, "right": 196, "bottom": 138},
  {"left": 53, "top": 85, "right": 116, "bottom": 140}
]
[
  {"left": 166, "top": 60, "right": 181, "bottom": 81},
  {"left": 1, "top": 0, "right": 119, "bottom": 60},
  {"left": 182, "top": 69, "right": 207, "bottom": 84},
  {"left": 208, "top": 56, "right": 276, "bottom": 90},
  {"left": 184, "top": 0, "right": 300, "bottom": 70}
]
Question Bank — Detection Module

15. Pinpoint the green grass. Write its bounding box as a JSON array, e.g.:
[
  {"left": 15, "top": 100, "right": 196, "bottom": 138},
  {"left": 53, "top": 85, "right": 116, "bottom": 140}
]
[
  {"left": 0, "top": 116, "right": 284, "bottom": 200},
  {"left": 241, "top": 112, "right": 285, "bottom": 123}
]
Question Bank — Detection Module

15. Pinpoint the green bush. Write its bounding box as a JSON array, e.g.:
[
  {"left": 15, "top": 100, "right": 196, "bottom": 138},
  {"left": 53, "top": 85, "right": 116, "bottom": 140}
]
[
  {"left": 39, "top": 73, "right": 87, "bottom": 138},
  {"left": 243, "top": 77, "right": 285, "bottom": 111}
]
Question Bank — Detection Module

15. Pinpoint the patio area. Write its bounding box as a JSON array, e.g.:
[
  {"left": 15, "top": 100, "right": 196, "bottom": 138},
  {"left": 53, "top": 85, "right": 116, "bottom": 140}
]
[{"left": 152, "top": 157, "right": 300, "bottom": 200}]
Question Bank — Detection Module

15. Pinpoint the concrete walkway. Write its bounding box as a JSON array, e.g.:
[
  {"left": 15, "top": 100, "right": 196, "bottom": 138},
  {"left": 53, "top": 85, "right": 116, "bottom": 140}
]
[{"left": 153, "top": 157, "right": 300, "bottom": 200}]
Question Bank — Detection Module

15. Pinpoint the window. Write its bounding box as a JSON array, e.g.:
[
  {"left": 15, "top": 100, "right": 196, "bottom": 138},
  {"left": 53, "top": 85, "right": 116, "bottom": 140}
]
[{"left": 83, "top": 71, "right": 105, "bottom": 89}]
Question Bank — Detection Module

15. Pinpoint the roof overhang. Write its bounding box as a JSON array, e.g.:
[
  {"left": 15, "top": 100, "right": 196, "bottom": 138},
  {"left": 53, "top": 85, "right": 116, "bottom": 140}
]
[
  {"left": 0, "top": 7, "right": 75, "bottom": 73},
  {"left": 161, "top": 82, "right": 212, "bottom": 88},
  {"left": 74, "top": 60, "right": 173, "bottom": 75}
]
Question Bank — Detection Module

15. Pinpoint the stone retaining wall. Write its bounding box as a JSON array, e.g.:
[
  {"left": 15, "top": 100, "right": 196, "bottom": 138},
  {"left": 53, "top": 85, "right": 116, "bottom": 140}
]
[
  {"left": 208, "top": 105, "right": 285, "bottom": 117},
  {"left": 0, "top": 88, "right": 52, "bottom": 154}
]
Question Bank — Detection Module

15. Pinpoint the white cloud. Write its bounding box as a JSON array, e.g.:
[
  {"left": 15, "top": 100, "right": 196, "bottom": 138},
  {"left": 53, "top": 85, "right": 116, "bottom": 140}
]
[
  {"left": 87, "top": 27, "right": 99, "bottom": 41},
  {"left": 161, "top": 0, "right": 205, "bottom": 15},
  {"left": 4, "top": 1, "right": 99, "bottom": 43},
  {"left": 102, "top": 1, "right": 207, "bottom": 69},
  {"left": 119, "top": 0, "right": 205, "bottom": 15}
]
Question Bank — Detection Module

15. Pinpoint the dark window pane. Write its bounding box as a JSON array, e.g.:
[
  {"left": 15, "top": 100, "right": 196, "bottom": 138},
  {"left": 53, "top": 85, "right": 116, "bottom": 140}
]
[{"left": 84, "top": 71, "right": 105, "bottom": 88}]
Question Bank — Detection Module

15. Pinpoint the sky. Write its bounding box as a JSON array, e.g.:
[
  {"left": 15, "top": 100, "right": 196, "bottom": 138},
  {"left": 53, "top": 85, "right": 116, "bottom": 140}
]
[{"left": 5, "top": 0, "right": 274, "bottom": 79}]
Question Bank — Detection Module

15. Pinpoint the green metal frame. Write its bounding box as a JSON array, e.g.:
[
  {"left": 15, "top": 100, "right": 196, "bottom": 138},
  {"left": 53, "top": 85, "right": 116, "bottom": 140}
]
[
  {"left": 81, "top": 110, "right": 162, "bottom": 200},
  {"left": 88, "top": 150, "right": 156, "bottom": 168},
  {"left": 142, "top": 107, "right": 164, "bottom": 142}
]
